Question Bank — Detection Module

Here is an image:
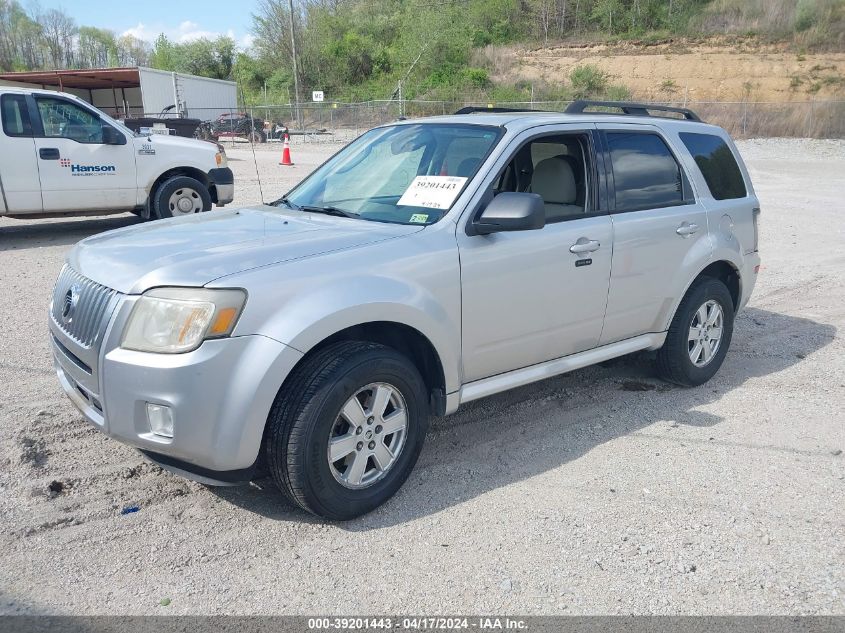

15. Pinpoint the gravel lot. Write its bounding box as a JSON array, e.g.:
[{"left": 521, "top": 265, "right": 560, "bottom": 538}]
[{"left": 1, "top": 137, "right": 843, "bottom": 615}]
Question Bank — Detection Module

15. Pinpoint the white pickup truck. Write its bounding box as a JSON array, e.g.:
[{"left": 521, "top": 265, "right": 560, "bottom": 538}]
[{"left": 0, "top": 87, "right": 233, "bottom": 220}]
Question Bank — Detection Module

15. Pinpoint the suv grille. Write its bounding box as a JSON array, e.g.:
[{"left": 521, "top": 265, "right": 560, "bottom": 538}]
[{"left": 51, "top": 266, "right": 119, "bottom": 348}]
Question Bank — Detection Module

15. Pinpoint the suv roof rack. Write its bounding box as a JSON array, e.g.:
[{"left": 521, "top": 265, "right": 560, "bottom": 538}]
[
  {"left": 565, "top": 100, "right": 702, "bottom": 122},
  {"left": 454, "top": 106, "right": 545, "bottom": 115}
]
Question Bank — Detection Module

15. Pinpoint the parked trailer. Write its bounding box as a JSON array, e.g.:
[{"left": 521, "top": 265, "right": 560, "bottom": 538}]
[{"left": 0, "top": 67, "right": 237, "bottom": 137}]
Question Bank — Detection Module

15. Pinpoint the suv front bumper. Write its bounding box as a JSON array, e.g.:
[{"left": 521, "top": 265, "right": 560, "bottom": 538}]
[{"left": 51, "top": 310, "right": 303, "bottom": 481}]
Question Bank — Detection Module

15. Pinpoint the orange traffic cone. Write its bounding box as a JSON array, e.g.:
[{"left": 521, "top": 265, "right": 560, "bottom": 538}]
[{"left": 279, "top": 134, "right": 294, "bottom": 166}]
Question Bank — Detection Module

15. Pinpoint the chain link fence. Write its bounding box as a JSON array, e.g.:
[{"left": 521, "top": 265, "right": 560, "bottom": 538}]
[{"left": 128, "top": 99, "right": 845, "bottom": 145}]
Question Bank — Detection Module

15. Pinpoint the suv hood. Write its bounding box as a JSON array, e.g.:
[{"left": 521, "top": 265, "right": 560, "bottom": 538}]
[{"left": 68, "top": 207, "right": 423, "bottom": 294}]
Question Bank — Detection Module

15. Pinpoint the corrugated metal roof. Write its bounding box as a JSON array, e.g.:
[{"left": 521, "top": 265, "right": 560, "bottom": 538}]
[{"left": 0, "top": 68, "right": 141, "bottom": 89}]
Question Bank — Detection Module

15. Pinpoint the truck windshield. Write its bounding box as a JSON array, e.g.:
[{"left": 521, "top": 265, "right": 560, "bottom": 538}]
[{"left": 278, "top": 123, "right": 502, "bottom": 225}]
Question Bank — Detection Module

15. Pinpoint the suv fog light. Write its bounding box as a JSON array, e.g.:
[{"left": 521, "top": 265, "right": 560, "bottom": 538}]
[{"left": 146, "top": 403, "right": 174, "bottom": 438}]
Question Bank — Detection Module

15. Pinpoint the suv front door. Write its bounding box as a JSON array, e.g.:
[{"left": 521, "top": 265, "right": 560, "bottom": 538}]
[
  {"left": 597, "top": 124, "right": 711, "bottom": 345},
  {"left": 458, "top": 125, "right": 613, "bottom": 383},
  {"left": 31, "top": 95, "right": 137, "bottom": 213}
]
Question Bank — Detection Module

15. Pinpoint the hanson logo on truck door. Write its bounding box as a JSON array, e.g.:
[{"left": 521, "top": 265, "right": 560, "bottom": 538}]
[{"left": 60, "top": 158, "right": 117, "bottom": 176}]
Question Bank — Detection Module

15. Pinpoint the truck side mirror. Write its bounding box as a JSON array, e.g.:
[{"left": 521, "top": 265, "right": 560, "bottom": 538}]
[
  {"left": 102, "top": 124, "right": 126, "bottom": 146},
  {"left": 472, "top": 192, "right": 546, "bottom": 235}
]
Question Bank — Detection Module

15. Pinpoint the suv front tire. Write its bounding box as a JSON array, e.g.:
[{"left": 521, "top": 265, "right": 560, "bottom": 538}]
[{"left": 265, "top": 341, "right": 430, "bottom": 520}]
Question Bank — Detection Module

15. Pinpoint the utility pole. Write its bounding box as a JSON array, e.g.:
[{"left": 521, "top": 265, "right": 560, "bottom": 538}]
[
  {"left": 287, "top": 0, "right": 303, "bottom": 130},
  {"left": 398, "top": 80, "right": 404, "bottom": 118}
]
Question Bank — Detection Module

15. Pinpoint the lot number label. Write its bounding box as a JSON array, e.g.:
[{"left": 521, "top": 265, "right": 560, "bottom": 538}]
[{"left": 398, "top": 175, "right": 467, "bottom": 210}]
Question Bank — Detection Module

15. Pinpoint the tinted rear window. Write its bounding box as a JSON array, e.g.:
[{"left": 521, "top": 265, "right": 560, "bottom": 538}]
[
  {"left": 606, "top": 132, "right": 686, "bottom": 210},
  {"left": 680, "top": 132, "right": 747, "bottom": 200}
]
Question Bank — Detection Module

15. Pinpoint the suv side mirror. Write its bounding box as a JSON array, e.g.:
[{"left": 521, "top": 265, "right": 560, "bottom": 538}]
[
  {"left": 101, "top": 124, "right": 126, "bottom": 145},
  {"left": 473, "top": 192, "right": 546, "bottom": 235}
]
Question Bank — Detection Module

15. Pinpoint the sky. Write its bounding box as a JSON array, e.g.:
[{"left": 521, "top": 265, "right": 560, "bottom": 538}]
[{"left": 31, "top": 0, "right": 257, "bottom": 49}]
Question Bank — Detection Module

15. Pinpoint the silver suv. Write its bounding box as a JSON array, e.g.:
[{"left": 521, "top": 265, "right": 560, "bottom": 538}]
[{"left": 49, "top": 101, "right": 761, "bottom": 520}]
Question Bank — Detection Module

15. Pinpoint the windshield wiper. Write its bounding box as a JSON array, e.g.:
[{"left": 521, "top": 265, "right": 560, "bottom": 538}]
[
  {"left": 271, "top": 198, "right": 358, "bottom": 218},
  {"left": 299, "top": 205, "right": 359, "bottom": 218},
  {"left": 272, "top": 196, "right": 299, "bottom": 209}
]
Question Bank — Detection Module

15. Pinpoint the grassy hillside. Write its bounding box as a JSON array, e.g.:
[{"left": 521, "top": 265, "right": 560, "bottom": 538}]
[
  {"left": 2, "top": 0, "right": 843, "bottom": 104},
  {"left": 236, "top": 0, "right": 845, "bottom": 104}
]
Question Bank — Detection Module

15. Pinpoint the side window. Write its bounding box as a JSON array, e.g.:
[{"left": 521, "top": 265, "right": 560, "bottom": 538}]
[
  {"left": 494, "top": 133, "right": 592, "bottom": 223},
  {"left": 36, "top": 97, "right": 103, "bottom": 143},
  {"left": 679, "top": 132, "right": 747, "bottom": 200},
  {"left": 606, "top": 132, "right": 688, "bottom": 211},
  {"left": 1, "top": 94, "right": 32, "bottom": 137}
]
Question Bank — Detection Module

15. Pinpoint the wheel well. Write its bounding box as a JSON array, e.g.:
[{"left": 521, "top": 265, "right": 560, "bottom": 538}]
[
  {"left": 696, "top": 261, "right": 740, "bottom": 309},
  {"left": 149, "top": 167, "right": 212, "bottom": 208},
  {"left": 305, "top": 322, "right": 447, "bottom": 416}
]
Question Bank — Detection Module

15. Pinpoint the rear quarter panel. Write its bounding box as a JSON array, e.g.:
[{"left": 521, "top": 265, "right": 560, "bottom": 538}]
[{"left": 659, "top": 122, "right": 759, "bottom": 325}]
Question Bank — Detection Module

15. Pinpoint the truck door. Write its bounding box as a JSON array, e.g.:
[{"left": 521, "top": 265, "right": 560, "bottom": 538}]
[
  {"left": 30, "top": 94, "right": 137, "bottom": 213},
  {"left": 0, "top": 93, "right": 42, "bottom": 213}
]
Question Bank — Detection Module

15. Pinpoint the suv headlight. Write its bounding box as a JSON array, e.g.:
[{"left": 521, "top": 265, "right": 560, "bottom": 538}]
[{"left": 121, "top": 288, "right": 246, "bottom": 354}]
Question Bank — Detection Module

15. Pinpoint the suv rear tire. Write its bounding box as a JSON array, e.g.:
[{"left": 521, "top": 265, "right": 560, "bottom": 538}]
[
  {"left": 265, "top": 341, "right": 430, "bottom": 520},
  {"left": 153, "top": 176, "right": 211, "bottom": 219},
  {"left": 656, "top": 277, "right": 735, "bottom": 387}
]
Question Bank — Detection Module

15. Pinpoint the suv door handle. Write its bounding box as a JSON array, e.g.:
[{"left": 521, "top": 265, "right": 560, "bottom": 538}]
[
  {"left": 39, "top": 148, "right": 60, "bottom": 160},
  {"left": 676, "top": 222, "right": 699, "bottom": 237},
  {"left": 569, "top": 238, "right": 600, "bottom": 254}
]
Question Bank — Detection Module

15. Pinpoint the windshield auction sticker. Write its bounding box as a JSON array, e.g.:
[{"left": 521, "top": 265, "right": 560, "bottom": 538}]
[{"left": 398, "top": 176, "right": 468, "bottom": 210}]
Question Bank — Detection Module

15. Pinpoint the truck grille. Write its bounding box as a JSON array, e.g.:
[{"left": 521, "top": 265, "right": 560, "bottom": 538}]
[{"left": 51, "top": 266, "right": 119, "bottom": 349}]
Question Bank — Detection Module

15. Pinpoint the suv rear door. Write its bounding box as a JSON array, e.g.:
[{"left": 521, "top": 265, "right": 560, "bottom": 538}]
[
  {"left": 597, "top": 123, "right": 711, "bottom": 344},
  {"left": 0, "top": 93, "right": 42, "bottom": 213}
]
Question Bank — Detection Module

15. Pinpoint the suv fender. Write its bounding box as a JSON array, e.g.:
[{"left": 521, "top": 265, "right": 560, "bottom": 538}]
[{"left": 235, "top": 276, "right": 461, "bottom": 398}]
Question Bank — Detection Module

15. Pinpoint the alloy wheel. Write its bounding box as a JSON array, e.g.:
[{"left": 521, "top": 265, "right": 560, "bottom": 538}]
[
  {"left": 688, "top": 299, "right": 724, "bottom": 367},
  {"left": 327, "top": 382, "right": 408, "bottom": 489}
]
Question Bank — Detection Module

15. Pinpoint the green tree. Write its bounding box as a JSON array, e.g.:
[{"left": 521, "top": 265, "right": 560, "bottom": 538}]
[
  {"left": 590, "top": 0, "right": 625, "bottom": 32},
  {"left": 77, "top": 26, "right": 119, "bottom": 68},
  {"left": 149, "top": 35, "right": 236, "bottom": 80}
]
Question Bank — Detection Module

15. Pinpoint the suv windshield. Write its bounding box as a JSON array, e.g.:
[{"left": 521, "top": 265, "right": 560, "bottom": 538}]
[{"left": 279, "top": 123, "right": 502, "bottom": 225}]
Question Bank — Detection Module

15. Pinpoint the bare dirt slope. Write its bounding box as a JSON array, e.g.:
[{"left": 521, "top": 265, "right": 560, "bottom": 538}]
[
  {"left": 497, "top": 38, "right": 845, "bottom": 101},
  {"left": 0, "top": 139, "right": 843, "bottom": 615}
]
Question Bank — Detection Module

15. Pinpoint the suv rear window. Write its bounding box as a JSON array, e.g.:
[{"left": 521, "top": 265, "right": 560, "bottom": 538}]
[
  {"left": 679, "top": 132, "right": 747, "bottom": 200},
  {"left": 606, "top": 132, "right": 687, "bottom": 211}
]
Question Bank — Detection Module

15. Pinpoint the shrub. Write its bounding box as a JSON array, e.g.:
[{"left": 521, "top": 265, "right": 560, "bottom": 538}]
[
  {"left": 794, "top": 0, "right": 818, "bottom": 31},
  {"left": 570, "top": 64, "right": 609, "bottom": 98},
  {"left": 605, "top": 84, "right": 632, "bottom": 101},
  {"left": 463, "top": 67, "right": 490, "bottom": 88},
  {"left": 660, "top": 78, "right": 679, "bottom": 93}
]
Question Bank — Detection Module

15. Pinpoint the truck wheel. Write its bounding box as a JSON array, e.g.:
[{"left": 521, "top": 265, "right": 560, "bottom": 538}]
[
  {"left": 153, "top": 176, "right": 212, "bottom": 219},
  {"left": 265, "top": 341, "right": 430, "bottom": 520},
  {"left": 656, "top": 277, "right": 735, "bottom": 387}
]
